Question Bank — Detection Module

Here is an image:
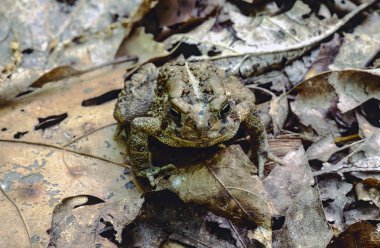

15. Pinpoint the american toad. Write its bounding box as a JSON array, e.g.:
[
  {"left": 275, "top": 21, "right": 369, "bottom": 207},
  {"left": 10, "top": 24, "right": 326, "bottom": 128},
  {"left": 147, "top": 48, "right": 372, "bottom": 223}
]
[{"left": 114, "top": 61, "right": 279, "bottom": 186}]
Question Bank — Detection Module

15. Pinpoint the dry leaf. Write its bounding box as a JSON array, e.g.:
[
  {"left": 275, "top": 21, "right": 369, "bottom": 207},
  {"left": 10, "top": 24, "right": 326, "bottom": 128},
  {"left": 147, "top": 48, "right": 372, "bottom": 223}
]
[
  {"left": 306, "top": 133, "right": 340, "bottom": 162},
  {"left": 158, "top": 145, "right": 276, "bottom": 228},
  {"left": 291, "top": 69, "right": 380, "bottom": 137},
  {"left": 164, "top": 0, "right": 376, "bottom": 77},
  {"left": 327, "top": 221, "right": 380, "bottom": 248},
  {"left": 318, "top": 176, "right": 353, "bottom": 231},
  {"left": 331, "top": 12, "right": 380, "bottom": 70},
  {"left": 269, "top": 94, "right": 289, "bottom": 134},
  {"left": 0, "top": 65, "right": 124, "bottom": 150},
  {"left": 0, "top": 140, "right": 143, "bottom": 247},
  {"left": 356, "top": 177, "right": 380, "bottom": 209},
  {"left": 0, "top": 0, "right": 150, "bottom": 97},
  {"left": 263, "top": 147, "right": 332, "bottom": 247},
  {"left": 116, "top": 27, "right": 169, "bottom": 63},
  {"left": 272, "top": 187, "right": 332, "bottom": 248},
  {"left": 129, "top": 190, "right": 243, "bottom": 247}
]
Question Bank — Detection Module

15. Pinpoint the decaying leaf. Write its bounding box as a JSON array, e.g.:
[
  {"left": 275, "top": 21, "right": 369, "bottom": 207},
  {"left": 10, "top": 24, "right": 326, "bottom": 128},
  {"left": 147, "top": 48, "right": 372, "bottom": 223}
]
[
  {"left": 3, "top": 0, "right": 380, "bottom": 246},
  {"left": 127, "top": 190, "right": 245, "bottom": 247},
  {"left": 264, "top": 147, "right": 314, "bottom": 214},
  {"left": 318, "top": 176, "right": 353, "bottom": 232},
  {"left": 331, "top": 12, "right": 380, "bottom": 70},
  {"left": 158, "top": 145, "right": 276, "bottom": 228},
  {"left": 327, "top": 221, "right": 380, "bottom": 248},
  {"left": 305, "top": 34, "right": 342, "bottom": 79},
  {"left": 306, "top": 133, "right": 340, "bottom": 162},
  {"left": 0, "top": 65, "right": 124, "bottom": 147},
  {"left": 272, "top": 186, "right": 332, "bottom": 248},
  {"left": 328, "top": 69, "right": 380, "bottom": 113},
  {"left": 356, "top": 111, "right": 380, "bottom": 139},
  {"left": 343, "top": 203, "right": 380, "bottom": 226},
  {"left": 356, "top": 177, "right": 380, "bottom": 209},
  {"left": 269, "top": 94, "right": 289, "bottom": 134},
  {"left": 0, "top": 0, "right": 164, "bottom": 101},
  {"left": 265, "top": 147, "right": 332, "bottom": 247},
  {"left": 0, "top": 140, "right": 143, "bottom": 247},
  {"left": 164, "top": 0, "right": 376, "bottom": 77},
  {"left": 116, "top": 27, "right": 169, "bottom": 63},
  {"left": 291, "top": 69, "right": 380, "bottom": 137}
]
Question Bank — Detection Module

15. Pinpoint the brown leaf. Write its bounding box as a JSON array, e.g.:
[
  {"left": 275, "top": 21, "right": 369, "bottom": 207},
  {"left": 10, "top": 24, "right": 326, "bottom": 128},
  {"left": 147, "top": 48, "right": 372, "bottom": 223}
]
[
  {"left": 291, "top": 69, "right": 380, "bottom": 137},
  {"left": 130, "top": 190, "right": 244, "bottom": 247},
  {"left": 356, "top": 110, "right": 380, "bottom": 139},
  {"left": 0, "top": 140, "right": 143, "bottom": 247},
  {"left": 0, "top": 66, "right": 124, "bottom": 147},
  {"left": 155, "top": 0, "right": 196, "bottom": 27},
  {"left": 356, "top": 177, "right": 380, "bottom": 209},
  {"left": 158, "top": 145, "right": 276, "bottom": 228},
  {"left": 305, "top": 34, "right": 342, "bottom": 79},
  {"left": 327, "top": 221, "right": 380, "bottom": 248}
]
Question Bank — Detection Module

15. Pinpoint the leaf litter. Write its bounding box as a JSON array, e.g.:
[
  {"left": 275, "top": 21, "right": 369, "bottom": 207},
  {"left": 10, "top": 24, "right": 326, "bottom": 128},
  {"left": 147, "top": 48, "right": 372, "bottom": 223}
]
[{"left": 1, "top": 0, "right": 380, "bottom": 247}]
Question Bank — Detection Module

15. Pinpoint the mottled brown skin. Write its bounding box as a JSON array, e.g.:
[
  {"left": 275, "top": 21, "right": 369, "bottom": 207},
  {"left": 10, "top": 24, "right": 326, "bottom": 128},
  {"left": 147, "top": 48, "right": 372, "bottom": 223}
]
[{"left": 114, "top": 61, "right": 271, "bottom": 186}]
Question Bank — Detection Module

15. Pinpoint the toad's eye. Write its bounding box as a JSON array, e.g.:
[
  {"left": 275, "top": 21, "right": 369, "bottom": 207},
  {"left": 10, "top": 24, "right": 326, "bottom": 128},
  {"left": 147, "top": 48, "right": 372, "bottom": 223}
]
[
  {"left": 169, "top": 107, "right": 181, "bottom": 120},
  {"left": 220, "top": 102, "right": 231, "bottom": 117}
]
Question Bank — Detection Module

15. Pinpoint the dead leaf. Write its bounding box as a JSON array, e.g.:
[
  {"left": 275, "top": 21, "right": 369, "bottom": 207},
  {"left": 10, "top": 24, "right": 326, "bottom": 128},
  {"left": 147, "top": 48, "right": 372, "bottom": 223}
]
[
  {"left": 263, "top": 147, "right": 332, "bottom": 247},
  {"left": 318, "top": 175, "right": 353, "bottom": 232},
  {"left": 127, "top": 190, "right": 243, "bottom": 247},
  {"left": 0, "top": 140, "right": 143, "bottom": 247},
  {"left": 327, "top": 221, "right": 380, "bottom": 248},
  {"left": 305, "top": 34, "right": 342, "bottom": 79},
  {"left": 344, "top": 203, "right": 380, "bottom": 226},
  {"left": 158, "top": 145, "right": 276, "bottom": 228},
  {"left": 272, "top": 186, "right": 333, "bottom": 248},
  {"left": 269, "top": 94, "right": 289, "bottom": 134},
  {"left": 331, "top": 12, "right": 380, "bottom": 70},
  {"left": 116, "top": 27, "right": 169, "bottom": 63},
  {"left": 306, "top": 133, "right": 340, "bottom": 162},
  {"left": 0, "top": 0, "right": 150, "bottom": 94},
  {"left": 328, "top": 69, "right": 380, "bottom": 113},
  {"left": 356, "top": 110, "right": 380, "bottom": 139},
  {"left": 264, "top": 147, "right": 314, "bottom": 214},
  {"left": 164, "top": 0, "right": 376, "bottom": 77},
  {"left": 356, "top": 177, "right": 380, "bottom": 209},
  {"left": 155, "top": 0, "right": 196, "bottom": 27},
  {"left": 291, "top": 69, "right": 380, "bottom": 137},
  {"left": 0, "top": 65, "right": 124, "bottom": 147}
]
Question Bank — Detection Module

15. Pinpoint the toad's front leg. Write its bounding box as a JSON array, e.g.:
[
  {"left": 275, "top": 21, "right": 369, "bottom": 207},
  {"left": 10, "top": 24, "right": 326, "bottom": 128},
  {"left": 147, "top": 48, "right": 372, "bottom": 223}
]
[
  {"left": 242, "top": 108, "right": 284, "bottom": 177},
  {"left": 129, "top": 117, "right": 175, "bottom": 186}
]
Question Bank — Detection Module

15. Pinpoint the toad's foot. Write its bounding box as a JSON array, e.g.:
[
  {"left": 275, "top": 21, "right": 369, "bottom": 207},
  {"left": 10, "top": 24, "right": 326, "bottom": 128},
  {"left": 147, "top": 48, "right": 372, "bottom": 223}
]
[{"left": 137, "top": 164, "right": 176, "bottom": 187}]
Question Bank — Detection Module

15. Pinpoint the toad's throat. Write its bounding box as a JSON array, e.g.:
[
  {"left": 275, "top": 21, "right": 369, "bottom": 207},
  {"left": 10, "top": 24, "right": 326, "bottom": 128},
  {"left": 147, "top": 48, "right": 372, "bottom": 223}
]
[{"left": 157, "top": 129, "right": 239, "bottom": 148}]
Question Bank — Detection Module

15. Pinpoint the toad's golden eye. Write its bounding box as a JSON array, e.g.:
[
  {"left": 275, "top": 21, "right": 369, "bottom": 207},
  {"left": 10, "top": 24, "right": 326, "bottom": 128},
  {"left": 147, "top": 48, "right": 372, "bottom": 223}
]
[
  {"left": 169, "top": 107, "right": 181, "bottom": 120},
  {"left": 220, "top": 101, "right": 231, "bottom": 117}
]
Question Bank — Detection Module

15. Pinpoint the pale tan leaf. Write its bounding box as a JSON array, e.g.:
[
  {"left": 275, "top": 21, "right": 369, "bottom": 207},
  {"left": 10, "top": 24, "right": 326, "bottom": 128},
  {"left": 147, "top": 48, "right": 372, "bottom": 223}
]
[
  {"left": 0, "top": 140, "right": 143, "bottom": 247},
  {"left": 0, "top": 66, "right": 124, "bottom": 147}
]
